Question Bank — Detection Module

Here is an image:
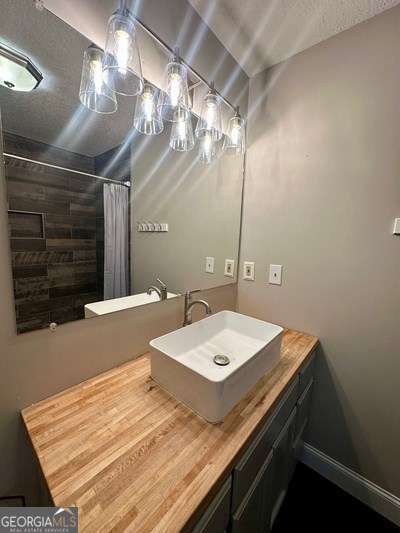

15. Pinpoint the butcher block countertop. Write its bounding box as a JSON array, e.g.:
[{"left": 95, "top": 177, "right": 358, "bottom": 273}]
[{"left": 22, "top": 328, "right": 318, "bottom": 533}]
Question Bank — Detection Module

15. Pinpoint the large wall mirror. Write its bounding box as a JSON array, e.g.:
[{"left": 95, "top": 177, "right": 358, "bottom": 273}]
[{"left": 1, "top": 1, "right": 245, "bottom": 334}]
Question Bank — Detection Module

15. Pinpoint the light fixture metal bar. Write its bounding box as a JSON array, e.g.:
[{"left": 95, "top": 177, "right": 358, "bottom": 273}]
[
  {"left": 133, "top": 15, "right": 236, "bottom": 112},
  {"left": 3, "top": 153, "right": 131, "bottom": 187}
]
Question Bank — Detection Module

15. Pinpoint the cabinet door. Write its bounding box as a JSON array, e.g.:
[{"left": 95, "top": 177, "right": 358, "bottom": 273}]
[
  {"left": 232, "top": 377, "right": 298, "bottom": 512},
  {"left": 269, "top": 408, "right": 297, "bottom": 528},
  {"left": 231, "top": 451, "right": 273, "bottom": 533},
  {"left": 259, "top": 450, "right": 275, "bottom": 533},
  {"left": 192, "top": 477, "right": 231, "bottom": 533}
]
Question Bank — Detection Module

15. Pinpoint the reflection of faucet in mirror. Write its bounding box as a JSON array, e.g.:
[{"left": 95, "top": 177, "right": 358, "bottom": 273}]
[
  {"left": 147, "top": 278, "right": 168, "bottom": 301},
  {"left": 183, "top": 290, "right": 212, "bottom": 327}
]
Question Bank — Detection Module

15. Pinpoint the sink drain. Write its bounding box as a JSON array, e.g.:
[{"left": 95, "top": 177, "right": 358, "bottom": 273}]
[{"left": 213, "top": 354, "right": 230, "bottom": 366}]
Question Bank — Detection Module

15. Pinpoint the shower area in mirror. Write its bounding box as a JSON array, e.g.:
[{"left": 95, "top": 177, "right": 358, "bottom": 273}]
[{"left": 5, "top": 131, "right": 131, "bottom": 333}]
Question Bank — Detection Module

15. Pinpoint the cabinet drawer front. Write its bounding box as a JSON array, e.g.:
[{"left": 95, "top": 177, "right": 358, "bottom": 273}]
[
  {"left": 193, "top": 477, "right": 231, "bottom": 533},
  {"left": 298, "top": 352, "right": 316, "bottom": 395},
  {"left": 232, "top": 377, "right": 298, "bottom": 511},
  {"left": 232, "top": 451, "right": 273, "bottom": 533}
]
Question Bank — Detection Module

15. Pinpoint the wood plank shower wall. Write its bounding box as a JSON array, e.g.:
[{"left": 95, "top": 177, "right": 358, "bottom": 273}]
[{"left": 4, "top": 132, "right": 103, "bottom": 333}]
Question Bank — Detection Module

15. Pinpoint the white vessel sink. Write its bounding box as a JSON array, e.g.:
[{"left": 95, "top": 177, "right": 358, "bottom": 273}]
[{"left": 150, "top": 310, "right": 283, "bottom": 423}]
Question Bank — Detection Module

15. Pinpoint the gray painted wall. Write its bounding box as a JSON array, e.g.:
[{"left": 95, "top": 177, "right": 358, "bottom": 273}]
[
  {"left": 238, "top": 7, "right": 400, "bottom": 497},
  {"left": 0, "top": 0, "right": 247, "bottom": 502}
]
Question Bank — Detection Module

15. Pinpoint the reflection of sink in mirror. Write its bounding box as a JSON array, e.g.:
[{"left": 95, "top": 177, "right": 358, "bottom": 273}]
[
  {"left": 150, "top": 311, "right": 283, "bottom": 423},
  {"left": 84, "top": 292, "right": 179, "bottom": 318}
]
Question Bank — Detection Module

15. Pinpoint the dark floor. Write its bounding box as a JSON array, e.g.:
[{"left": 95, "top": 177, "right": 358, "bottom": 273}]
[{"left": 273, "top": 463, "right": 399, "bottom": 532}]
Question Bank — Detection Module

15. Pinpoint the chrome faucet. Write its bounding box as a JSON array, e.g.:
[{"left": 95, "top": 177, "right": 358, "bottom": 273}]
[
  {"left": 183, "top": 289, "right": 212, "bottom": 326},
  {"left": 147, "top": 278, "right": 168, "bottom": 301}
]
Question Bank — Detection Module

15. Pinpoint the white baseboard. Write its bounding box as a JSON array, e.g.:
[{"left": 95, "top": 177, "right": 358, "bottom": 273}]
[{"left": 300, "top": 442, "right": 400, "bottom": 527}]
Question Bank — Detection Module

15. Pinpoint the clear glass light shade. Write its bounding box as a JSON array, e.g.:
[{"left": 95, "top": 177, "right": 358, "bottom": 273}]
[
  {"left": 133, "top": 83, "right": 163, "bottom": 135},
  {"left": 102, "top": 9, "right": 143, "bottom": 96},
  {"left": 157, "top": 60, "right": 191, "bottom": 122},
  {"left": 195, "top": 89, "right": 222, "bottom": 141},
  {"left": 169, "top": 109, "right": 194, "bottom": 151},
  {"left": 223, "top": 113, "right": 245, "bottom": 155},
  {"left": 198, "top": 130, "right": 217, "bottom": 164},
  {"left": 79, "top": 45, "right": 117, "bottom": 114}
]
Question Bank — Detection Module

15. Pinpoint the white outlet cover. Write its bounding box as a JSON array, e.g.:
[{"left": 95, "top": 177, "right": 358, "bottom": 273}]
[
  {"left": 269, "top": 264, "right": 282, "bottom": 285},
  {"left": 224, "top": 259, "right": 235, "bottom": 277},
  {"left": 243, "top": 261, "right": 255, "bottom": 281},
  {"left": 205, "top": 256, "right": 215, "bottom": 274},
  {"left": 393, "top": 218, "right": 400, "bottom": 235}
]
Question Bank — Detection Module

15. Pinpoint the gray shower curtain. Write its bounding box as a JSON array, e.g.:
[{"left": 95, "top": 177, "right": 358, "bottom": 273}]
[{"left": 103, "top": 183, "right": 129, "bottom": 300}]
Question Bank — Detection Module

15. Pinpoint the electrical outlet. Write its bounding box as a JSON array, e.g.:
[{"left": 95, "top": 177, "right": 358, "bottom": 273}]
[
  {"left": 205, "top": 256, "right": 215, "bottom": 273},
  {"left": 224, "top": 259, "right": 235, "bottom": 277},
  {"left": 269, "top": 264, "right": 282, "bottom": 285},
  {"left": 243, "top": 261, "right": 255, "bottom": 281}
]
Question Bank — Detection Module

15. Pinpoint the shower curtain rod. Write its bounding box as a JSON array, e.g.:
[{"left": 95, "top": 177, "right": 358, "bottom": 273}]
[{"left": 3, "top": 153, "right": 131, "bottom": 187}]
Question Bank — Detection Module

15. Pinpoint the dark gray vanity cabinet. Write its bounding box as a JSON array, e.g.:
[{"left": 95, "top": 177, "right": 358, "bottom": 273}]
[{"left": 192, "top": 351, "right": 316, "bottom": 533}]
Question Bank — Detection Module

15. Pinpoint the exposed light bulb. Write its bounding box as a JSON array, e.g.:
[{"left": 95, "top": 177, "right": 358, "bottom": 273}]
[
  {"left": 203, "top": 131, "right": 212, "bottom": 153},
  {"left": 114, "top": 28, "right": 131, "bottom": 72},
  {"left": 230, "top": 123, "right": 241, "bottom": 145},
  {"left": 90, "top": 59, "right": 103, "bottom": 94},
  {"left": 169, "top": 72, "right": 182, "bottom": 107},
  {"left": 133, "top": 83, "right": 163, "bottom": 135},
  {"left": 204, "top": 100, "right": 217, "bottom": 129},
  {"left": 142, "top": 89, "right": 154, "bottom": 120},
  {"left": 103, "top": 9, "right": 143, "bottom": 96},
  {"left": 195, "top": 84, "right": 222, "bottom": 142},
  {"left": 158, "top": 53, "right": 190, "bottom": 122},
  {"left": 223, "top": 108, "right": 245, "bottom": 155},
  {"left": 169, "top": 108, "right": 194, "bottom": 151},
  {"left": 198, "top": 130, "right": 216, "bottom": 164},
  {"left": 176, "top": 119, "right": 186, "bottom": 140}
]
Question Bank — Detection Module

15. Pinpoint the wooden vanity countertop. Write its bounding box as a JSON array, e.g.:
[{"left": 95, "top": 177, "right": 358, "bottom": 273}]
[{"left": 22, "top": 328, "right": 318, "bottom": 533}]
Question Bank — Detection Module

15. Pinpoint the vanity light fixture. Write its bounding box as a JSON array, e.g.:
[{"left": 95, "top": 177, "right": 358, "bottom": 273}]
[
  {"left": 133, "top": 82, "right": 163, "bottom": 135},
  {"left": 0, "top": 42, "right": 42, "bottom": 92},
  {"left": 223, "top": 107, "right": 245, "bottom": 155},
  {"left": 169, "top": 108, "right": 194, "bottom": 151},
  {"left": 102, "top": 7, "right": 144, "bottom": 96},
  {"left": 79, "top": 45, "right": 117, "bottom": 114},
  {"left": 77, "top": 3, "right": 246, "bottom": 159},
  {"left": 195, "top": 82, "right": 223, "bottom": 141},
  {"left": 157, "top": 49, "right": 191, "bottom": 122}
]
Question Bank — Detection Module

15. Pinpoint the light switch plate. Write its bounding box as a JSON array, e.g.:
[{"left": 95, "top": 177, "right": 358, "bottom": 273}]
[
  {"left": 224, "top": 259, "right": 235, "bottom": 277},
  {"left": 269, "top": 264, "right": 282, "bottom": 285},
  {"left": 393, "top": 218, "right": 400, "bottom": 235},
  {"left": 243, "top": 261, "right": 255, "bottom": 281},
  {"left": 205, "top": 256, "right": 215, "bottom": 273}
]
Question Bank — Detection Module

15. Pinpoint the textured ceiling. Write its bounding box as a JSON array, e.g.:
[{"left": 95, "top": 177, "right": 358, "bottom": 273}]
[
  {"left": 0, "top": 0, "right": 134, "bottom": 157},
  {"left": 188, "top": 0, "right": 400, "bottom": 76}
]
